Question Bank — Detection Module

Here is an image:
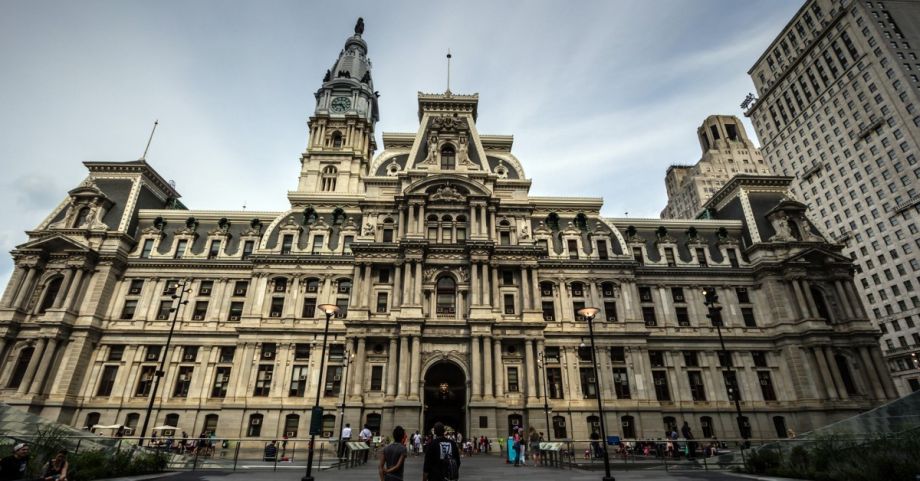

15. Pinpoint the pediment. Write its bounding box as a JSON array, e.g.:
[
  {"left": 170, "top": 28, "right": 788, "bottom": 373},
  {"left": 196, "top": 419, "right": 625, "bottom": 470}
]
[
  {"left": 404, "top": 175, "right": 491, "bottom": 199},
  {"left": 784, "top": 246, "right": 850, "bottom": 266},
  {"left": 16, "top": 233, "right": 92, "bottom": 253}
]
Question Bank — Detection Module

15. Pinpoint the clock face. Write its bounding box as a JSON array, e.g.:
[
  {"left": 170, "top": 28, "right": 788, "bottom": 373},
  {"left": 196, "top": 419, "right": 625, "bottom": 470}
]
[{"left": 330, "top": 97, "right": 351, "bottom": 112}]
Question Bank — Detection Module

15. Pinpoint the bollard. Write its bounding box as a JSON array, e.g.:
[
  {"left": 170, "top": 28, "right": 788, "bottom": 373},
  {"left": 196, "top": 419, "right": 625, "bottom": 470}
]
[
  {"left": 232, "top": 442, "right": 241, "bottom": 471},
  {"left": 193, "top": 446, "right": 200, "bottom": 471},
  {"left": 318, "top": 441, "right": 324, "bottom": 470}
]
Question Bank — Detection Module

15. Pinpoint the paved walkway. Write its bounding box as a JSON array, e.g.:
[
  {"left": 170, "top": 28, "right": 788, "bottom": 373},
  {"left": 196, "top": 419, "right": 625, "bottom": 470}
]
[{"left": 133, "top": 454, "right": 800, "bottom": 481}]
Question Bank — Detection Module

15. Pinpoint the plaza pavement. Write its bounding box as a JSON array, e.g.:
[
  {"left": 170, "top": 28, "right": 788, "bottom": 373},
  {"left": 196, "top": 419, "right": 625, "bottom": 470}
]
[{"left": 115, "top": 454, "right": 802, "bottom": 481}]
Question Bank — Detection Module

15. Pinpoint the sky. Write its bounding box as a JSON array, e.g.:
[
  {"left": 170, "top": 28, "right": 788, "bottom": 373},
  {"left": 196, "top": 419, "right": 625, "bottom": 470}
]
[{"left": 0, "top": 0, "right": 803, "bottom": 286}]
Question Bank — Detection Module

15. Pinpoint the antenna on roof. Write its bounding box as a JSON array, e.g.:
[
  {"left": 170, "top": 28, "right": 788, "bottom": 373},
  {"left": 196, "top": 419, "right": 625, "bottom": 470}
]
[
  {"left": 446, "top": 49, "right": 452, "bottom": 94},
  {"left": 242, "top": 200, "right": 247, "bottom": 210},
  {"left": 141, "top": 120, "right": 159, "bottom": 161}
]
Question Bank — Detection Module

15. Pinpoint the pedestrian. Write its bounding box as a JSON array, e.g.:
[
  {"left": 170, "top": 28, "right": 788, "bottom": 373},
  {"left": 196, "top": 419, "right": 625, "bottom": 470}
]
[
  {"left": 42, "top": 450, "right": 69, "bottom": 481},
  {"left": 512, "top": 429, "right": 523, "bottom": 466},
  {"left": 379, "top": 425, "right": 407, "bottom": 481},
  {"left": 423, "top": 422, "right": 460, "bottom": 481},
  {"left": 681, "top": 421, "right": 696, "bottom": 458},
  {"left": 339, "top": 423, "right": 352, "bottom": 459},
  {"left": 589, "top": 430, "right": 602, "bottom": 460},
  {"left": 0, "top": 443, "right": 30, "bottom": 481},
  {"left": 528, "top": 427, "right": 541, "bottom": 464},
  {"left": 360, "top": 424, "right": 373, "bottom": 463},
  {"left": 413, "top": 431, "right": 422, "bottom": 456},
  {"left": 263, "top": 441, "right": 278, "bottom": 462}
]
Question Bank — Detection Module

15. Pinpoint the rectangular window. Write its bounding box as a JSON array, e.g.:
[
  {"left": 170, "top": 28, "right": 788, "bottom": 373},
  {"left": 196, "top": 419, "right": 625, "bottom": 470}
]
[
  {"left": 211, "top": 367, "right": 231, "bottom": 398},
  {"left": 140, "top": 239, "right": 154, "bottom": 258},
  {"left": 671, "top": 287, "right": 685, "bottom": 303},
  {"left": 336, "top": 297, "right": 349, "bottom": 318},
  {"left": 342, "top": 235, "right": 354, "bottom": 252},
  {"left": 378, "top": 269, "right": 390, "bottom": 283},
  {"left": 156, "top": 300, "right": 171, "bottom": 320},
  {"left": 638, "top": 286, "right": 653, "bottom": 302},
  {"left": 504, "top": 294, "right": 516, "bottom": 314},
  {"left": 145, "top": 345, "right": 162, "bottom": 362},
  {"left": 723, "top": 371, "right": 741, "bottom": 401},
  {"left": 120, "top": 300, "right": 138, "bottom": 320},
  {"left": 675, "top": 307, "right": 690, "bottom": 326},
  {"left": 642, "top": 306, "right": 657, "bottom": 326},
  {"left": 173, "top": 366, "right": 193, "bottom": 397},
  {"left": 542, "top": 301, "right": 555, "bottom": 321},
  {"left": 219, "top": 346, "right": 236, "bottom": 363},
  {"left": 270, "top": 297, "right": 284, "bottom": 317},
  {"left": 752, "top": 351, "right": 767, "bottom": 368},
  {"left": 653, "top": 371, "right": 671, "bottom": 401},
  {"left": 107, "top": 345, "right": 125, "bottom": 361},
  {"left": 613, "top": 367, "right": 631, "bottom": 399},
  {"left": 261, "top": 343, "right": 277, "bottom": 360},
  {"left": 567, "top": 239, "right": 578, "bottom": 259},
  {"left": 633, "top": 247, "right": 644, "bottom": 265},
  {"left": 683, "top": 351, "right": 699, "bottom": 367},
  {"left": 254, "top": 365, "right": 273, "bottom": 396},
  {"left": 547, "top": 367, "right": 564, "bottom": 399},
  {"left": 174, "top": 239, "right": 188, "bottom": 259},
  {"left": 611, "top": 347, "right": 626, "bottom": 363},
  {"left": 502, "top": 270, "right": 514, "bottom": 285},
  {"left": 312, "top": 235, "right": 324, "bottom": 253},
  {"left": 208, "top": 241, "right": 221, "bottom": 259},
  {"left": 648, "top": 351, "right": 665, "bottom": 367},
  {"left": 324, "top": 365, "right": 343, "bottom": 397},
  {"left": 370, "top": 366, "right": 384, "bottom": 391},
  {"left": 281, "top": 235, "right": 293, "bottom": 255},
  {"left": 382, "top": 229, "right": 394, "bottom": 242},
  {"left": 580, "top": 367, "right": 598, "bottom": 399},
  {"left": 507, "top": 367, "right": 520, "bottom": 392},
  {"left": 665, "top": 248, "right": 676, "bottom": 267},
  {"left": 228, "top": 301, "right": 244, "bottom": 321},
  {"left": 293, "top": 343, "right": 310, "bottom": 360},
  {"left": 198, "top": 280, "right": 213, "bottom": 296},
  {"left": 597, "top": 240, "right": 609, "bottom": 260},
  {"left": 233, "top": 281, "right": 249, "bottom": 296},
  {"left": 696, "top": 247, "right": 707, "bottom": 267},
  {"left": 129, "top": 279, "right": 145, "bottom": 295},
  {"left": 289, "top": 365, "right": 309, "bottom": 397},
  {"left": 96, "top": 366, "right": 119, "bottom": 397},
  {"left": 135, "top": 366, "right": 156, "bottom": 396},
  {"left": 242, "top": 240, "right": 254, "bottom": 259},
  {"left": 376, "top": 292, "right": 388, "bottom": 313},
  {"left": 604, "top": 301, "right": 617, "bottom": 321},
  {"left": 736, "top": 287, "right": 750, "bottom": 303},
  {"left": 727, "top": 249, "right": 740, "bottom": 268},
  {"left": 192, "top": 301, "right": 208, "bottom": 320},
  {"left": 759, "top": 371, "right": 777, "bottom": 401},
  {"left": 573, "top": 301, "right": 586, "bottom": 320},
  {"left": 688, "top": 371, "right": 707, "bottom": 401},
  {"left": 741, "top": 307, "right": 757, "bottom": 327},
  {"left": 302, "top": 297, "right": 317, "bottom": 317},
  {"left": 500, "top": 231, "right": 511, "bottom": 245},
  {"left": 182, "top": 346, "right": 199, "bottom": 362}
]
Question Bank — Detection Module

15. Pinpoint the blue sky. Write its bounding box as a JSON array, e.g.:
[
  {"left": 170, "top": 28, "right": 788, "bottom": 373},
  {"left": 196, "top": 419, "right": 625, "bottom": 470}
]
[{"left": 0, "top": 0, "right": 801, "bottom": 285}]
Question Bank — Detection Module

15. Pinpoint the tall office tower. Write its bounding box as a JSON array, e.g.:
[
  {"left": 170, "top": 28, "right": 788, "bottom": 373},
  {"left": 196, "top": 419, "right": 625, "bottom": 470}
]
[
  {"left": 661, "top": 115, "right": 771, "bottom": 219},
  {"left": 745, "top": 0, "right": 920, "bottom": 395}
]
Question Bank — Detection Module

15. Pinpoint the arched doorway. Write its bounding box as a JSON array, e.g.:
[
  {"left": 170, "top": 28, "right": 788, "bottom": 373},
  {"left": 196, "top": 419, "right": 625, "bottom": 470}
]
[{"left": 423, "top": 361, "right": 466, "bottom": 437}]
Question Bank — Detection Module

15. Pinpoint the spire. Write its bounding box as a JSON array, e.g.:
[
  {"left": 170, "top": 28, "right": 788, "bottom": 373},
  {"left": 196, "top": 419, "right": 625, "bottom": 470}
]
[{"left": 315, "top": 17, "right": 378, "bottom": 123}]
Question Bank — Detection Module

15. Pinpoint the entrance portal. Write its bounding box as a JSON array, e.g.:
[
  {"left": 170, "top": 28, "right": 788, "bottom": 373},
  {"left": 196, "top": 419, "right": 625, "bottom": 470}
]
[{"left": 423, "top": 361, "right": 466, "bottom": 437}]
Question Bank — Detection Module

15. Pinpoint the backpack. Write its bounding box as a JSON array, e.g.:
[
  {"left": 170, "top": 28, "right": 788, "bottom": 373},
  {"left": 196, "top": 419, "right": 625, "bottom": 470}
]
[{"left": 438, "top": 440, "right": 459, "bottom": 481}]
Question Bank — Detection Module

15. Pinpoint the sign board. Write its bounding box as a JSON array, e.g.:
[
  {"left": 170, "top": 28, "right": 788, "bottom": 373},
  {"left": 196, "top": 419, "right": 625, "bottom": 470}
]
[
  {"left": 607, "top": 435, "right": 620, "bottom": 445},
  {"left": 309, "top": 406, "right": 324, "bottom": 435}
]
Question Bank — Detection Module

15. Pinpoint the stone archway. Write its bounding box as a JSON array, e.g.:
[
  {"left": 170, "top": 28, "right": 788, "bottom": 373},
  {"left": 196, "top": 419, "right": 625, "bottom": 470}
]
[{"left": 423, "top": 360, "right": 466, "bottom": 437}]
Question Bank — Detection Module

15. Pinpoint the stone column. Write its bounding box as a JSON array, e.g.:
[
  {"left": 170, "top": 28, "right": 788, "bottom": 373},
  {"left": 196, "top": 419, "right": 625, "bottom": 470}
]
[
  {"left": 403, "top": 262, "right": 413, "bottom": 306},
  {"left": 824, "top": 347, "right": 848, "bottom": 399},
  {"left": 535, "top": 339, "right": 546, "bottom": 400},
  {"left": 479, "top": 206, "right": 487, "bottom": 235},
  {"left": 802, "top": 280, "right": 820, "bottom": 319},
  {"left": 469, "top": 205, "right": 476, "bottom": 234},
  {"left": 351, "top": 265, "right": 363, "bottom": 308},
  {"left": 28, "top": 338, "right": 59, "bottom": 395},
  {"left": 364, "top": 263, "right": 374, "bottom": 308},
  {"left": 418, "top": 205, "right": 426, "bottom": 233},
  {"left": 52, "top": 269, "right": 74, "bottom": 309},
  {"left": 558, "top": 281, "right": 571, "bottom": 321},
  {"left": 386, "top": 337, "right": 398, "bottom": 399},
  {"left": 428, "top": 289, "right": 436, "bottom": 317},
  {"left": 231, "top": 343, "right": 252, "bottom": 400},
  {"left": 493, "top": 339, "right": 504, "bottom": 397},
  {"left": 845, "top": 283, "right": 867, "bottom": 317},
  {"left": 791, "top": 280, "right": 810, "bottom": 318},
  {"left": 1, "top": 266, "right": 26, "bottom": 307},
  {"left": 352, "top": 337, "right": 367, "bottom": 397},
  {"left": 531, "top": 269, "right": 541, "bottom": 310},
  {"left": 489, "top": 209, "right": 497, "bottom": 239},
  {"left": 564, "top": 346, "right": 582, "bottom": 399},
  {"left": 833, "top": 281, "right": 852, "bottom": 320},
  {"left": 410, "top": 336, "right": 421, "bottom": 399},
  {"left": 525, "top": 339, "right": 537, "bottom": 401},
  {"left": 18, "top": 338, "right": 48, "bottom": 394},
  {"left": 470, "top": 261, "right": 480, "bottom": 306},
  {"left": 483, "top": 336, "right": 494, "bottom": 398},
  {"left": 490, "top": 266, "right": 500, "bottom": 311},
  {"left": 858, "top": 346, "right": 886, "bottom": 400},
  {"left": 414, "top": 262, "right": 423, "bottom": 305},
  {"left": 480, "top": 263, "right": 490, "bottom": 306},
  {"left": 408, "top": 204, "right": 416, "bottom": 235},
  {"left": 397, "top": 207, "right": 405, "bottom": 238},
  {"left": 13, "top": 267, "right": 38, "bottom": 309},
  {"left": 590, "top": 282, "right": 601, "bottom": 315},
  {"left": 521, "top": 268, "right": 531, "bottom": 311},
  {"left": 471, "top": 336, "right": 482, "bottom": 400},
  {"left": 398, "top": 335, "right": 410, "bottom": 398},
  {"left": 812, "top": 347, "right": 838, "bottom": 399},
  {"left": 393, "top": 265, "right": 402, "bottom": 308},
  {"left": 868, "top": 347, "right": 899, "bottom": 398}
]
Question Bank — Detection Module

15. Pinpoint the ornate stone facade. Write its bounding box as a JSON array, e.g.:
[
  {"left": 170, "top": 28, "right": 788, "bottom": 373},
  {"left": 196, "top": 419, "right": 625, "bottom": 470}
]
[{"left": 0, "top": 21, "right": 897, "bottom": 442}]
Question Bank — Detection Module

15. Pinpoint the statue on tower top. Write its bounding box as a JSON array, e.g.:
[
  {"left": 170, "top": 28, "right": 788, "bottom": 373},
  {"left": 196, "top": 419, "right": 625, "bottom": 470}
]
[{"left": 355, "top": 17, "right": 365, "bottom": 35}]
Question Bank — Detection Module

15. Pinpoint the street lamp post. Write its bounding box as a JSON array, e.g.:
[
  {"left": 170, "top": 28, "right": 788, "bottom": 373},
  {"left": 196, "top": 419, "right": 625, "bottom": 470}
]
[
  {"left": 138, "top": 279, "right": 190, "bottom": 446},
  {"left": 702, "top": 288, "right": 748, "bottom": 443},
  {"left": 577, "top": 307, "right": 615, "bottom": 481},
  {"left": 303, "top": 304, "right": 340, "bottom": 481},
  {"left": 537, "top": 351, "right": 552, "bottom": 441},
  {"left": 335, "top": 349, "right": 354, "bottom": 460}
]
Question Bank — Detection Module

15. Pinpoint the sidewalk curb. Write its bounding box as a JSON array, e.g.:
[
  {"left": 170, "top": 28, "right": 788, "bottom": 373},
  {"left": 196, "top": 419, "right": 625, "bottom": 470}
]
[
  {"left": 731, "top": 473, "right": 810, "bottom": 481},
  {"left": 97, "top": 472, "right": 182, "bottom": 481}
]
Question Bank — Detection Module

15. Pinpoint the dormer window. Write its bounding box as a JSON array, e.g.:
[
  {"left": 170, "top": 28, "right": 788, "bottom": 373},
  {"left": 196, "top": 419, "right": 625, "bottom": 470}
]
[{"left": 441, "top": 144, "right": 456, "bottom": 170}]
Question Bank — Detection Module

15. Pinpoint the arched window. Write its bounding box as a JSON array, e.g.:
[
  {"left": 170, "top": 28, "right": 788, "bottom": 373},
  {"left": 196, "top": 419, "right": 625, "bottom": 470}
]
[
  {"left": 247, "top": 414, "right": 263, "bottom": 437},
  {"left": 84, "top": 412, "right": 101, "bottom": 431},
  {"left": 601, "top": 282, "right": 616, "bottom": 297},
  {"left": 303, "top": 207, "right": 318, "bottom": 225},
  {"left": 322, "top": 414, "right": 336, "bottom": 438},
  {"left": 441, "top": 215, "right": 453, "bottom": 243},
  {"left": 575, "top": 213, "right": 589, "bottom": 231},
  {"left": 124, "top": 413, "right": 140, "bottom": 435},
  {"left": 663, "top": 416, "right": 677, "bottom": 434},
  {"left": 621, "top": 415, "right": 636, "bottom": 439},
  {"left": 834, "top": 354, "right": 858, "bottom": 395},
  {"left": 545, "top": 213, "right": 560, "bottom": 231},
  {"left": 788, "top": 219, "right": 802, "bottom": 240},
  {"left": 284, "top": 414, "right": 300, "bottom": 437},
  {"left": 700, "top": 416, "right": 715, "bottom": 438},
  {"left": 8, "top": 346, "right": 34, "bottom": 388},
  {"left": 382, "top": 217, "right": 395, "bottom": 242},
  {"left": 321, "top": 166, "right": 337, "bottom": 192},
  {"left": 811, "top": 286, "right": 832, "bottom": 323},
  {"left": 773, "top": 416, "right": 787, "bottom": 438},
  {"left": 73, "top": 207, "right": 90, "bottom": 228},
  {"left": 427, "top": 214, "right": 439, "bottom": 241},
  {"left": 508, "top": 414, "right": 523, "bottom": 436},
  {"left": 331, "top": 131, "right": 343, "bottom": 148},
  {"left": 440, "top": 144, "right": 456, "bottom": 170},
  {"left": 552, "top": 415, "right": 567, "bottom": 439},
  {"left": 38, "top": 276, "right": 63, "bottom": 314},
  {"left": 164, "top": 413, "right": 180, "bottom": 430},
  {"left": 586, "top": 415, "right": 601, "bottom": 437},
  {"left": 366, "top": 413, "right": 382, "bottom": 435},
  {"left": 332, "top": 208, "right": 345, "bottom": 225},
  {"left": 203, "top": 414, "right": 219, "bottom": 436},
  {"left": 436, "top": 276, "right": 456, "bottom": 316}
]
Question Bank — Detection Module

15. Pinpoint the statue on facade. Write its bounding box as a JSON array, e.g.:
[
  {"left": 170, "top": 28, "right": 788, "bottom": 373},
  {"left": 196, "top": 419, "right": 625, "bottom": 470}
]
[
  {"left": 770, "top": 213, "right": 793, "bottom": 241},
  {"left": 429, "top": 185, "right": 466, "bottom": 202},
  {"left": 362, "top": 222, "right": 376, "bottom": 237},
  {"left": 354, "top": 17, "right": 365, "bottom": 35}
]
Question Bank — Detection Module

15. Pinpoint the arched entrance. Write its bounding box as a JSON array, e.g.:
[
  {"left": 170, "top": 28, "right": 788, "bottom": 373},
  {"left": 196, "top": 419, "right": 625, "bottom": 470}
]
[{"left": 423, "top": 361, "right": 466, "bottom": 436}]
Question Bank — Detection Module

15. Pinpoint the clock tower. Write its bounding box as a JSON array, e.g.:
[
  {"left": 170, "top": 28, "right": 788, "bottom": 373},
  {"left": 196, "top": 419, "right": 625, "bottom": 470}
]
[{"left": 295, "top": 17, "right": 379, "bottom": 196}]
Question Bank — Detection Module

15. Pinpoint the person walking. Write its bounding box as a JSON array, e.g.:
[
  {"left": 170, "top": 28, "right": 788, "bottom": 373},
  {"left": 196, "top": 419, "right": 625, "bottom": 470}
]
[
  {"left": 339, "top": 423, "right": 353, "bottom": 459},
  {"left": 360, "top": 424, "right": 373, "bottom": 463},
  {"left": 413, "top": 431, "right": 423, "bottom": 456},
  {"left": 423, "top": 422, "right": 460, "bottom": 481},
  {"left": 681, "top": 421, "right": 696, "bottom": 459},
  {"left": 0, "top": 443, "right": 30, "bottom": 481},
  {"left": 528, "top": 427, "right": 541, "bottom": 465},
  {"left": 379, "top": 425, "right": 407, "bottom": 481}
]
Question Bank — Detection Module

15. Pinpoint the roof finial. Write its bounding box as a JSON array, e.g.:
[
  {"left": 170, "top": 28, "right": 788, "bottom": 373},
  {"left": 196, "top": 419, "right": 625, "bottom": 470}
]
[
  {"left": 446, "top": 49, "right": 452, "bottom": 95},
  {"left": 354, "top": 17, "right": 364, "bottom": 36},
  {"left": 141, "top": 120, "right": 158, "bottom": 161}
]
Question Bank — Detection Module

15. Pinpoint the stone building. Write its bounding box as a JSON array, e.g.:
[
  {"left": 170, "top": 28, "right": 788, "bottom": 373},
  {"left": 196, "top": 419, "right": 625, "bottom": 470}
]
[
  {"left": 744, "top": 0, "right": 920, "bottom": 395},
  {"left": 661, "top": 115, "right": 771, "bottom": 220},
  {"left": 0, "top": 20, "right": 898, "bottom": 443}
]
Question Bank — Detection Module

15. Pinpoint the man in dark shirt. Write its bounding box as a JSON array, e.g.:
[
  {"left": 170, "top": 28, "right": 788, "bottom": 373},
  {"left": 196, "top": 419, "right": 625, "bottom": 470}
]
[
  {"left": 379, "top": 425, "right": 407, "bottom": 481},
  {"left": 0, "top": 443, "right": 29, "bottom": 481},
  {"left": 423, "top": 423, "right": 460, "bottom": 481}
]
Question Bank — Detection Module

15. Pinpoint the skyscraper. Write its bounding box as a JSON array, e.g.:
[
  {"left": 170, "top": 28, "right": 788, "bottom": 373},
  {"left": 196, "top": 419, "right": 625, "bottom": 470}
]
[{"left": 746, "top": 0, "right": 920, "bottom": 395}]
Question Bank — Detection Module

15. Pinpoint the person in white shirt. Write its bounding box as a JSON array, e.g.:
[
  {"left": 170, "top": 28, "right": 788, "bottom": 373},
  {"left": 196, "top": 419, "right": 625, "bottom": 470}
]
[
  {"left": 359, "top": 424, "right": 373, "bottom": 462},
  {"left": 339, "top": 423, "right": 352, "bottom": 459}
]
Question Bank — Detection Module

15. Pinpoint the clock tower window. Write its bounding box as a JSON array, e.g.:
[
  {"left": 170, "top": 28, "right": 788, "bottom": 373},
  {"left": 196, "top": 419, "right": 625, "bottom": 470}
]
[
  {"left": 331, "top": 131, "right": 343, "bottom": 148},
  {"left": 321, "top": 166, "right": 338, "bottom": 192},
  {"left": 440, "top": 144, "right": 456, "bottom": 170}
]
